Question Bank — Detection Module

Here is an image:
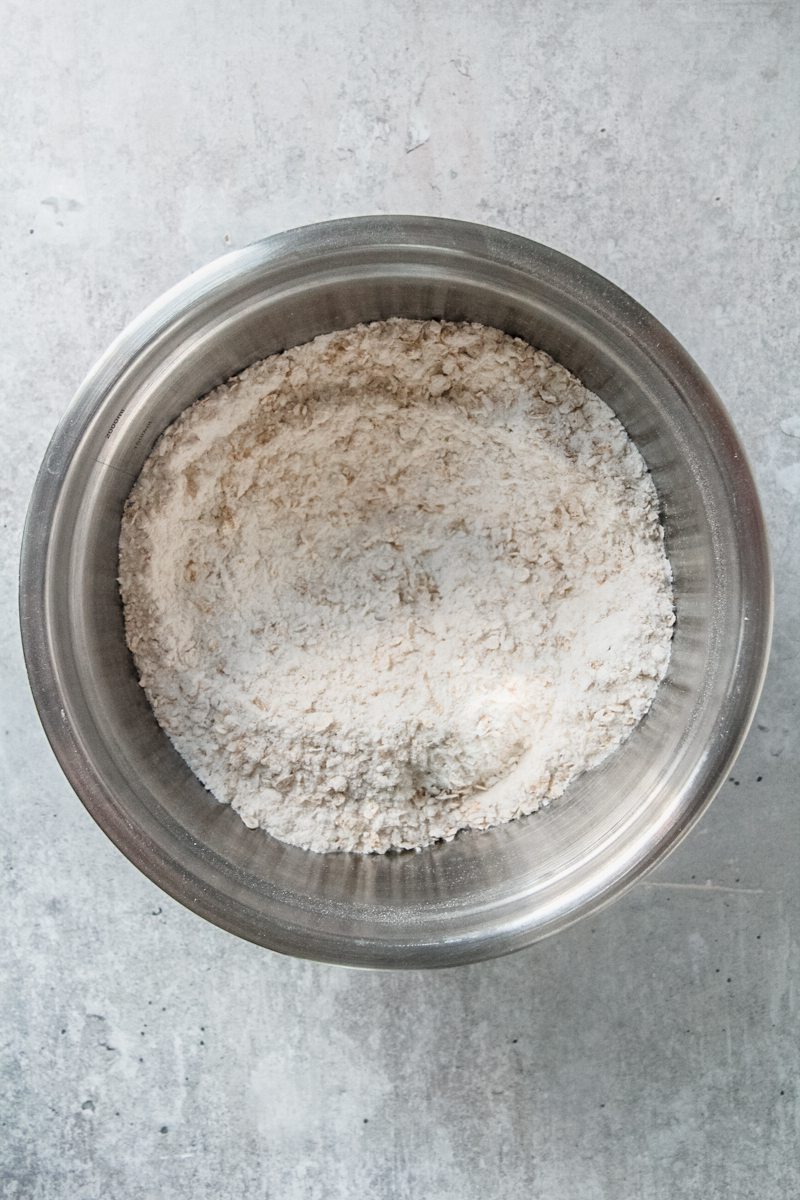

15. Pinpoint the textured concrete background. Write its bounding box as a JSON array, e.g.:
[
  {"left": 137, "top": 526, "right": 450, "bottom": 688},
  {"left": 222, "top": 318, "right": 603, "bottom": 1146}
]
[{"left": 2, "top": 1, "right": 798, "bottom": 1196}]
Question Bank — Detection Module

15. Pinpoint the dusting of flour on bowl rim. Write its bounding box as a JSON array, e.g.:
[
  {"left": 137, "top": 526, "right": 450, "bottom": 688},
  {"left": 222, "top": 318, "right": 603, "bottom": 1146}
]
[{"left": 119, "top": 319, "right": 674, "bottom": 853}]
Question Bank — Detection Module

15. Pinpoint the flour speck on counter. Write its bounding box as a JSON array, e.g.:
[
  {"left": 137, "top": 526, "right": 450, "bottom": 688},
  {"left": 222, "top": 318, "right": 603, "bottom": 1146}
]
[{"left": 118, "top": 319, "right": 674, "bottom": 853}]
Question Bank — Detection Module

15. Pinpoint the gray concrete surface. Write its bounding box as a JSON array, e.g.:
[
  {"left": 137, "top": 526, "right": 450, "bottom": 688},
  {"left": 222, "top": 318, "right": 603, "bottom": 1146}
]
[{"left": 2, "top": 1, "right": 798, "bottom": 1196}]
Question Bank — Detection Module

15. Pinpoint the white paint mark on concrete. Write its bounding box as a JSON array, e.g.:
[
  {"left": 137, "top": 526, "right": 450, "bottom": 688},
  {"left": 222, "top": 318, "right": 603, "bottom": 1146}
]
[
  {"left": 405, "top": 121, "right": 430, "bottom": 154},
  {"left": 777, "top": 462, "right": 800, "bottom": 496}
]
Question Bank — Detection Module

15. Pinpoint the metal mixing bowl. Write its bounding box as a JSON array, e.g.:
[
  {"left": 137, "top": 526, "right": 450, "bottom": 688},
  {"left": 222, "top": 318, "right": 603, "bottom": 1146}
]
[{"left": 20, "top": 216, "right": 772, "bottom": 968}]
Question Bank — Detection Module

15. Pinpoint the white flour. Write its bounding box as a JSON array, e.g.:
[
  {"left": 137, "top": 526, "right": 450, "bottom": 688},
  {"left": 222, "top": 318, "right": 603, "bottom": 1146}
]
[{"left": 119, "top": 320, "right": 674, "bottom": 853}]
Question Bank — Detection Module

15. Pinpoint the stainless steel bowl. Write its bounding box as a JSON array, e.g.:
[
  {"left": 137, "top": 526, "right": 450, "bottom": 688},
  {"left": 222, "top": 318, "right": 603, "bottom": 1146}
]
[{"left": 20, "top": 216, "right": 772, "bottom": 968}]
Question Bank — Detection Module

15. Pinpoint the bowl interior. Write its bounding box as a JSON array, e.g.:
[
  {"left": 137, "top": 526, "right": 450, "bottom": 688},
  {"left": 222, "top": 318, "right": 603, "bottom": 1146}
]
[{"left": 26, "top": 221, "right": 770, "bottom": 966}]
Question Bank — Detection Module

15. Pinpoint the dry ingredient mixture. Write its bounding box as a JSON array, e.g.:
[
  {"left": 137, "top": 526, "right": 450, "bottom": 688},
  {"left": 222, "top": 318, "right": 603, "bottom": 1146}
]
[{"left": 119, "top": 319, "right": 674, "bottom": 853}]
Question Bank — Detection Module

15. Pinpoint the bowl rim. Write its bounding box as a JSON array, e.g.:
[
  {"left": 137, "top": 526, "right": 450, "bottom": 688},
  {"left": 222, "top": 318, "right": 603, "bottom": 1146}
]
[{"left": 19, "top": 215, "right": 773, "bottom": 967}]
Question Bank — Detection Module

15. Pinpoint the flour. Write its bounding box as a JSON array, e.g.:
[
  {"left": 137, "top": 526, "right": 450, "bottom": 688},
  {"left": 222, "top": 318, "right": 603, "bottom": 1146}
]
[{"left": 119, "top": 319, "right": 674, "bottom": 853}]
